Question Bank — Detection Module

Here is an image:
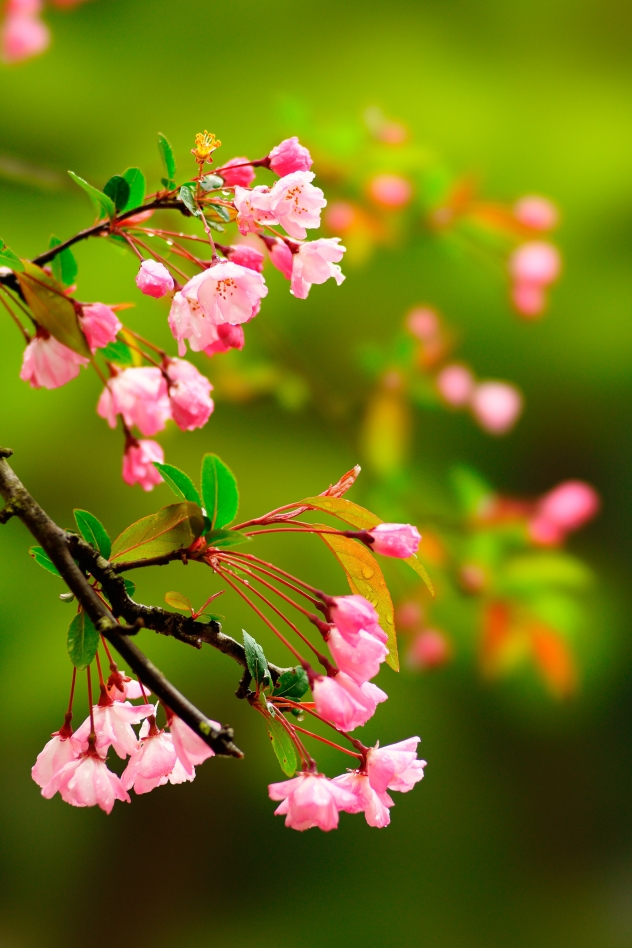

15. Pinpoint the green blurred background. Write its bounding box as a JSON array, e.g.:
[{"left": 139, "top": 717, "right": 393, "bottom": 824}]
[{"left": 1, "top": 0, "right": 631, "bottom": 945}]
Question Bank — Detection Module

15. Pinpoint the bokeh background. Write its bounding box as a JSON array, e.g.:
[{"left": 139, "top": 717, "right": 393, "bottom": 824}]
[{"left": 1, "top": 0, "right": 631, "bottom": 945}]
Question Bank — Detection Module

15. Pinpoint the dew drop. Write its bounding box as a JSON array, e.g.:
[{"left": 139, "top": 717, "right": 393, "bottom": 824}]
[{"left": 361, "top": 566, "right": 374, "bottom": 579}]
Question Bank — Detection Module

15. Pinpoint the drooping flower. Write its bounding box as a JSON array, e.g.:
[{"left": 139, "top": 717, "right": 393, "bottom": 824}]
[
  {"left": 79, "top": 303, "right": 122, "bottom": 352},
  {"left": 121, "top": 724, "right": 178, "bottom": 795},
  {"left": 107, "top": 670, "right": 150, "bottom": 702},
  {"left": 513, "top": 196, "right": 559, "bottom": 232},
  {"left": 268, "top": 172, "right": 326, "bottom": 240},
  {"left": 290, "top": 238, "right": 346, "bottom": 299},
  {"left": 233, "top": 185, "right": 277, "bottom": 235},
  {"left": 368, "top": 523, "right": 421, "bottom": 558},
  {"left": 1, "top": 12, "right": 49, "bottom": 63},
  {"left": 164, "top": 358, "right": 214, "bottom": 431},
  {"left": 313, "top": 672, "right": 387, "bottom": 731},
  {"left": 168, "top": 712, "right": 218, "bottom": 775},
  {"left": 366, "top": 737, "right": 426, "bottom": 794},
  {"left": 122, "top": 439, "right": 164, "bottom": 491},
  {"left": 332, "top": 771, "right": 394, "bottom": 828},
  {"left": 268, "top": 137, "right": 313, "bottom": 178},
  {"left": 268, "top": 772, "right": 356, "bottom": 831},
  {"left": 226, "top": 244, "right": 265, "bottom": 272},
  {"left": 368, "top": 174, "right": 413, "bottom": 209},
  {"left": 536, "top": 480, "right": 600, "bottom": 532},
  {"left": 327, "top": 627, "right": 388, "bottom": 684},
  {"left": 203, "top": 322, "right": 245, "bottom": 357},
  {"left": 268, "top": 237, "right": 294, "bottom": 279},
  {"left": 470, "top": 381, "right": 523, "bottom": 435},
  {"left": 42, "top": 752, "right": 130, "bottom": 813},
  {"left": 97, "top": 366, "right": 171, "bottom": 436},
  {"left": 329, "top": 595, "right": 386, "bottom": 645},
  {"left": 20, "top": 332, "right": 88, "bottom": 389},
  {"left": 218, "top": 157, "right": 256, "bottom": 188},
  {"left": 73, "top": 701, "right": 154, "bottom": 759},
  {"left": 32, "top": 731, "right": 80, "bottom": 789},
  {"left": 436, "top": 363, "right": 475, "bottom": 407},
  {"left": 135, "top": 259, "right": 174, "bottom": 298}
]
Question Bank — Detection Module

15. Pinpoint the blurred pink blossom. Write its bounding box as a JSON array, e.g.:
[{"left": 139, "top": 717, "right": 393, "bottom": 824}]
[
  {"left": 79, "top": 303, "right": 121, "bottom": 352},
  {"left": 165, "top": 358, "right": 214, "bottom": 431},
  {"left": 122, "top": 440, "right": 164, "bottom": 491},
  {"left": 408, "top": 629, "right": 451, "bottom": 669},
  {"left": 470, "top": 381, "right": 523, "bottom": 434},
  {"left": 98, "top": 367, "right": 171, "bottom": 436},
  {"left": 436, "top": 363, "right": 475, "bottom": 407},
  {"left": 368, "top": 174, "right": 412, "bottom": 208},
  {"left": 1, "top": 12, "right": 49, "bottom": 63},
  {"left": 226, "top": 244, "right": 265, "bottom": 272},
  {"left": 514, "top": 196, "right": 559, "bottom": 231}
]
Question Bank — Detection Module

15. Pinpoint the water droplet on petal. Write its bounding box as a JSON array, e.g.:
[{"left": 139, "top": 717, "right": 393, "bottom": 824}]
[{"left": 361, "top": 566, "right": 374, "bottom": 579}]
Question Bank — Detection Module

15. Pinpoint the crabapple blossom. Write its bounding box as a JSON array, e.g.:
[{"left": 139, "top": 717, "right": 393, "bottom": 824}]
[
  {"left": 32, "top": 732, "right": 80, "bottom": 789},
  {"left": 527, "top": 515, "right": 565, "bottom": 546},
  {"left": 329, "top": 594, "right": 386, "bottom": 645},
  {"left": 514, "top": 196, "right": 558, "bottom": 231},
  {"left": 122, "top": 439, "right": 164, "bottom": 490},
  {"left": 407, "top": 307, "right": 440, "bottom": 341},
  {"left": 313, "top": 672, "right": 387, "bottom": 731},
  {"left": 268, "top": 172, "right": 326, "bottom": 240},
  {"left": 470, "top": 381, "right": 523, "bottom": 434},
  {"left": 1, "top": 12, "right": 49, "bottom": 63},
  {"left": 366, "top": 737, "right": 426, "bottom": 794},
  {"left": 181, "top": 261, "right": 267, "bottom": 332},
  {"left": 42, "top": 753, "right": 130, "bottom": 813},
  {"left": 79, "top": 302, "right": 122, "bottom": 352},
  {"left": 165, "top": 358, "right": 214, "bottom": 431},
  {"left": 368, "top": 174, "right": 413, "bottom": 208},
  {"left": 368, "top": 522, "right": 421, "bottom": 558},
  {"left": 324, "top": 201, "right": 356, "bottom": 233},
  {"left": 218, "top": 157, "right": 256, "bottom": 188},
  {"left": 73, "top": 700, "right": 154, "bottom": 759},
  {"left": 537, "top": 480, "right": 600, "bottom": 531},
  {"left": 268, "top": 237, "right": 294, "bottom": 279},
  {"left": 233, "top": 185, "right": 277, "bottom": 235},
  {"left": 226, "top": 244, "right": 265, "bottom": 272},
  {"left": 98, "top": 366, "right": 171, "bottom": 436},
  {"left": 168, "top": 712, "right": 218, "bottom": 775},
  {"left": 436, "top": 363, "right": 475, "bottom": 407},
  {"left": 122, "top": 726, "right": 178, "bottom": 794},
  {"left": 332, "top": 771, "right": 394, "bottom": 828},
  {"left": 268, "top": 137, "right": 313, "bottom": 178},
  {"left": 107, "top": 670, "right": 149, "bottom": 702},
  {"left": 408, "top": 629, "right": 451, "bottom": 669},
  {"left": 20, "top": 332, "right": 88, "bottom": 389},
  {"left": 203, "top": 322, "right": 245, "bottom": 357},
  {"left": 327, "top": 626, "right": 388, "bottom": 684},
  {"left": 290, "top": 238, "right": 346, "bottom": 299},
  {"left": 509, "top": 241, "right": 561, "bottom": 286},
  {"left": 135, "top": 259, "right": 174, "bottom": 298},
  {"left": 268, "top": 772, "right": 356, "bottom": 831}
]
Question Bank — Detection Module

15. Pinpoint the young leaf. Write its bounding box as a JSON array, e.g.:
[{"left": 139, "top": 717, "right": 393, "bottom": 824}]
[
  {"left": 206, "top": 219, "right": 225, "bottom": 232},
  {"left": 49, "top": 236, "right": 78, "bottom": 287},
  {"left": 267, "top": 717, "right": 298, "bottom": 776},
  {"left": 29, "top": 546, "right": 61, "bottom": 577},
  {"left": 73, "top": 509, "right": 111, "bottom": 559},
  {"left": 152, "top": 462, "right": 201, "bottom": 506},
  {"left": 110, "top": 502, "right": 205, "bottom": 563},
  {"left": 17, "top": 261, "right": 90, "bottom": 358},
  {"left": 316, "top": 525, "right": 399, "bottom": 672},
  {"left": 165, "top": 591, "right": 193, "bottom": 612},
  {"left": 158, "top": 133, "right": 176, "bottom": 182},
  {"left": 272, "top": 666, "right": 309, "bottom": 701},
  {"left": 200, "top": 174, "right": 224, "bottom": 191},
  {"left": 123, "top": 578, "right": 136, "bottom": 597},
  {"left": 205, "top": 528, "right": 250, "bottom": 549},
  {"left": 0, "top": 239, "right": 24, "bottom": 272},
  {"left": 67, "top": 610, "right": 100, "bottom": 670},
  {"left": 243, "top": 630, "right": 271, "bottom": 687},
  {"left": 201, "top": 454, "right": 239, "bottom": 530},
  {"left": 103, "top": 175, "right": 131, "bottom": 213},
  {"left": 68, "top": 171, "right": 115, "bottom": 219},
  {"left": 179, "top": 185, "right": 201, "bottom": 217},
  {"left": 209, "top": 203, "right": 230, "bottom": 222},
  {"left": 121, "top": 167, "right": 146, "bottom": 211},
  {"left": 101, "top": 339, "right": 133, "bottom": 365}
]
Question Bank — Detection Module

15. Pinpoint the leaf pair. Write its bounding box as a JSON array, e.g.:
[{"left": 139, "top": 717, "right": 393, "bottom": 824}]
[
  {"left": 69, "top": 166, "right": 147, "bottom": 219},
  {"left": 153, "top": 454, "right": 240, "bottom": 535}
]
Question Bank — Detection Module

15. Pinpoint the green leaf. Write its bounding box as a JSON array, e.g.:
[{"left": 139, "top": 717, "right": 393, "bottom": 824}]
[
  {"left": 101, "top": 339, "right": 133, "bottom": 365},
  {"left": 201, "top": 454, "right": 239, "bottom": 530},
  {"left": 165, "top": 591, "right": 193, "bottom": 612},
  {"left": 123, "top": 578, "right": 136, "bottom": 597},
  {"left": 267, "top": 716, "right": 298, "bottom": 776},
  {"left": 152, "top": 462, "right": 201, "bottom": 506},
  {"left": 205, "top": 528, "right": 251, "bottom": 549},
  {"left": 209, "top": 203, "right": 230, "bottom": 222},
  {"left": 67, "top": 611, "right": 100, "bottom": 670},
  {"left": 68, "top": 171, "right": 115, "bottom": 219},
  {"left": 17, "top": 261, "right": 90, "bottom": 357},
  {"left": 158, "top": 133, "right": 176, "bottom": 181},
  {"left": 110, "top": 502, "right": 205, "bottom": 563},
  {"left": 49, "top": 236, "right": 78, "bottom": 287},
  {"left": 122, "top": 167, "right": 146, "bottom": 211},
  {"left": 200, "top": 174, "right": 224, "bottom": 191},
  {"left": 450, "top": 466, "right": 494, "bottom": 518},
  {"left": 272, "top": 666, "right": 309, "bottom": 701},
  {"left": 179, "top": 185, "right": 201, "bottom": 217},
  {"left": 243, "top": 630, "right": 271, "bottom": 687},
  {"left": 0, "top": 240, "right": 24, "bottom": 272},
  {"left": 29, "top": 545, "right": 61, "bottom": 577},
  {"left": 498, "top": 553, "right": 593, "bottom": 597},
  {"left": 73, "top": 509, "right": 111, "bottom": 559},
  {"left": 103, "top": 175, "right": 131, "bottom": 213},
  {"left": 206, "top": 219, "right": 224, "bottom": 232}
]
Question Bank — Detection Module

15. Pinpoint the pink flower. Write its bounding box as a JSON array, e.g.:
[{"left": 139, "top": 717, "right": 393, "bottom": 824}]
[
  {"left": 407, "top": 307, "right": 440, "bottom": 341},
  {"left": 313, "top": 672, "right": 387, "bottom": 731},
  {"left": 203, "top": 322, "right": 245, "bottom": 357},
  {"left": 470, "top": 381, "right": 523, "bottom": 434},
  {"left": 269, "top": 172, "right": 326, "bottom": 240},
  {"left": 327, "top": 626, "right": 388, "bottom": 684},
  {"left": 366, "top": 737, "right": 426, "bottom": 793},
  {"left": 182, "top": 261, "right": 267, "bottom": 331},
  {"left": 42, "top": 752, "right": 130, "bottom": 813},
  {"left": 527, "top": 515, "right": 565, "bottom": 546},
  {"left": 268, "top": 772, "right": 355, "bottom": 831},
  {"left": 122, "top": 726, "right": 178, "bottom": 794},
  {"left": 6, "top": 0, "right": 43, "bottom": 14},
  {"left": 368, "top": 523, "right": 421, "bottom": 558},
  {"left": 168, "top": 713, "right": 218, "bottom": 775},
  {"left": 165, "top": 358, "right": 214, "bottom": 431},
  {"left": 97, "top": 367, "right": 171, "bottom": 436},
  {"left": 122, "top": 439, "right": 164, "bottom": 491},
  {"left": 79, "top": 303, "right": 122, "bottom": 352},
  {"left": 512, "top": 281, "right": 547, "bottom": 318},
  {"left": 514, "top": 196, "right": 558, "bottom": 232},
  {"left": 408, "top": 629, "right": 451, "bottom": 670},
  {"left": 32, "top": 732, "right": 80, "bottom": 789},
  {"left": 436, "top": 364, "right": 475, "bottom": 406},
  {"left": 509, "top": 241, "right": 561, "bottom": 286},
  {"left": 290, "top": 238, "right": 346, "bottom": 299},
  {"left": 107, "top": 670, "right": 149, "bottom": 702},
  {"left": 226, "top": 244, "right": 265, "bottom": 272},
  {"left": 233, "top": 185, "right": 277, "bottom": 235},
  {"left": 329, "top": 595, "right": 386, "bottom": 645},
  {"left": 73, "top": 701, "right": 154, "bottom": 759},
  {"left": 368, "top": 174, "right": 413, "bottom": 209},
  {"left": 325, "top": 201, "right": 356, "bottom": 233},
  {"left": 268, "top": 238, "right": 294, "bottom": 279},
  {"left": 332, "top": 771, "right": 394, "bottom": 828},
  {"left": 268, "top": 137, "right": 313, "bottom": 178},
  {"left": 167, "top": 291, "right": 193, "bottom": 356},
  {"left": 135, "top": 259, "right": 174, "bottom": 298},
  {"left": 537, "top": 480, "right": 600, "bottom": 531},
  {"left": 218, "top": 157, "right": 256, "bottom": 188},
  {"left": 1, "top": 14, "right": 49, "bottom": 63},
  {"left": 20, "top": 333, "right": 88, "bottom": 389}
]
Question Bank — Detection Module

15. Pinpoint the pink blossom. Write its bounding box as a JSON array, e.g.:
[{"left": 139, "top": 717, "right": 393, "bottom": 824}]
[
  {"left": 407, "top": 307, "right": 440, "bottom": 341},
  {"left": 329, "top": 594, "right": 385, "bottom": 645},
  {"left": 20, "top": 333, "right": 88, "bottom": 389},
  {"left": 537, "top": 480, "right": 600, "bottom": 531},
  {"left": 122, "top": 727, "right": 178, "bottom": 794},
  {"left": 396, "top": 600, "right": 424, "bottom": 629},
  {"left": 218, "top": 157, "right": 256, "bottom": 188},
  {"left": 408, "top": 629, "right": 451, "bottom": 670},
  {"left": 368, "top": 174, "right": 413, "bottom": 209},
  {"left": 74, "top": 701, "right": 154, "bottom": 759},
  {"left": 332, "top": 771, "right": 394, "bottom": 828},
  {"left": 6, "top": 0, "right": 43, "bottom": 14},
  {"left": 268, "top": 772, "right": 355, "bottom": 831},
  {"left": 436, "top": 364, "right": 475, "bottom": 406},
  {"left": 290, "top": 238, "right": 346, "bottom": 299},
  {"left": 470, "top": 381, "right": 523, "bottom": 435},
  {"left": 165, "top": 756, "right": 196, "bottom": 785},
  {"left": 1, "top": 14, "right": 49, "bottom": 63},
  {"left": 233, "top": 185, "right": 277, "bottom": 235},
  {"left": 79, "top": 303, "right": 122, "bottom": 352},
  {"left": 180, "top": 263, "right": 267, "bottom": 344},
  {"left": 512, "top": 281, "right": 547, "bottom": 318},
  {"left": 42, "top": 752, "right": 130, "bottom": 813},
  {"left": 32, "top": 732, "right": 80, "bottom": 789},
  {"left": 509, "top": 241, "right": 561, "bottom": 286},
  {"left": 164, "top": 358, "right": 214, "bottom": 431},
  {"left": 168, "top": 291, "right": 193, "bottom": 356},
  {"left": 327, "top": 626, "right": 388, "bottom": 684},
  {"left": 268, "top": 238, "right": 294, "bottom": 279},
  {"left": 203, "top": 322, "right": 245, "bottom": 357},
  {"left": 107, "top": 670, "right": 149, "bottom": 702},
  {"left": 135, "top": 259, "right": 174, "bottom": 298},
  {"left": 514, "top": 196, "right": 559, "bottom": 231},
  {"left": 527, "top": 515, "right": 565, "bottom": 546},
  {"left": 313, "top": 672, "right": 387, "bottom": 731},
  {"left": 226, "top": 244, "right": 265, "bottom": 272},
  {"left": 368, "top": 523, "right": 421, "bottom": 558},
  {"left": 268, "top": 137, "right": 313, "bottom": 178},
  {"left": 268, "top": 172, "right": 326, "bottom": 240},
  {"left": 169, "top": 713, "right": 218, "bottom": 775},
  {"left": 122, "top": 439, "right": 164, "bottom": 491},
  {"left": 325, "top": 201, "right": 356, "bottom": 233},
  {"left": 366, "top": 737, "right": 426, "bottom": 793},
  {"left": 97, "top": 366, "right": 171, "bottom": 436}
]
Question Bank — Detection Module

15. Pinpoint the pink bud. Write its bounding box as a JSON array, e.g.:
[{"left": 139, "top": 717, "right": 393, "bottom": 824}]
[
  {"left": 509, "top": 242, "right": 561, "bottom": 286},
  {"left": 511, "top": 280, "right": 547, "bottom": 318},
  {"left": 514, "top": 196, "right": 559, "bottom": 232},
  {"left": 407, "top": 629, "right": 451, "bottom": 669},
  {"left": 1, "top": 14, "right": 49, "bottom": 63},
  {"left": 268, "top": 238, "right": 294, "bottom": 280},
  {"left": 470, "top": 382, "right": 523, "bottom": 435},
  {"left": 268, "top": 137, "right": 313, "bottom": 178},
  {"left": 436, "top": 363, "right": 475, "bottom": 406},
  {"left": 368, "top": 174, "right": 412, "bottom": 209},
  {"left": 165, "top": 358, "right": 214, "bottom": 431},
  {"left": 537, "top": 480, "right": 600, "bottom": 531},
  {"left": 406, "top": 307, "right": 440, "bottom": 341},
  {"left": 226, "top": 244, "right": 265, "bottom": 272},
  {"left": 313, "top": 672, "right": 387, "bottom": 731},
  {"left": 218, "top": 157, "right": 255, "bottom": 188},
  {"left": 368, "top": 523, "right": 421, "bottom": 558},
  {"left": 79, "top": 303, "right": 122, "bottom": 352},
  {"left": 122, "top": 440, "right": 164, "bottom": 491},
  {"left": 135, "top": 259, "right": 174, "bottom": 298},
  {"left": 527, "top": 515, "right": 565, "bottom": 546},
  {"left": 329, "top": 594, "right": 385, "bottom": 645}
]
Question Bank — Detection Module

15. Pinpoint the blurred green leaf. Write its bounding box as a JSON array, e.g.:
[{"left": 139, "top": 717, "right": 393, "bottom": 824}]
[
  {"left": 29, "top": 546, "right": 61, "bottom": 577},
  {"left": 158, "top": 133, "right": 176, "bottom": 181},
  {"left": 498, "top": 553, "right": 594, "bottom": 597},
  {"left": 122, "top": 167, "right": 146, "bottom": 210},
  {"left": 110, "top": 502, "right": 205, "bottom": 562},
  {"left": 272, "top": 667, "right": 309, "bottom": 701},
  {"left": 201, "top": 454, "right": 239, "bottom": 530},
  {"left": 17, "top": 261, "right": 90, "bottom": 357},
  {"left": 68, "top": 170, "right": 115, "bottom": 219},
  {"left": 450, "top": 466, "right": 494, "bottom": 518},
  {"left": 123, "top": 578, "right": 136, "bottom": 598},
  {"left": 243, "top": 630, "right": 271, "bottom": 687},
  {"left": 103, "top": 175, "right": 131, "bottom": 213},
  {"left": 206, "top": 219, "right": 224, "bottom": 232},
  {"left": 201, "top": 174, "right": 224, "bottom": 190},
  {"left": 49, "top": 236, "right": 78, "bottom": 287},
  {"left": 267, "top": 716, "right": 298, "bottom": 776},
  {"left": 101, "top": 339, "right": 133, "bottom": 365},
  {"left": 153, "top": 462, "right": 201, "bottom": 506},
  {"left": 205, "top": 528, "right": 251, "bottom": 549},
  {"left": 0, "top": 240, "right": 24, "bottom": 272},
  {"left": 67, "top": 610, "right": 99, "bottom": 670},
  {"left": 73, "top": 509, "right": 111, "bottom": 560}
]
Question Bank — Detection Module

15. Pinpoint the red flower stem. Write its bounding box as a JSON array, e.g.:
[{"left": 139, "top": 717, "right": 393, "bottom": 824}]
[
  {"left": 224, "top": 555, "right": 323, "bottom": 609},
  {"left": 219, "top": 553, "right": 320, "bottom": 620},
  {"left": 232, "top": 502, "right": 310, "bottom": 531},
  {"left": 243, "top": 526, "right": 366, "bottom": 540},
  {"left": 86, "top": 664, "right": 95, "bottom": 737},
  {"left": 291, "top": 725, "right": 362, "bottom": 759},
  {"left": 271, "top": 695, "right": 368, "bottom": 755},
  {"left": 100, "top": 635, "right": 117, "bottom": 672},
  {"left": 95, "top": 649, "right": 105, "bottom": 686},
  {"left": 129, "top": 227, "right": 211, "bottom": 245},
  {"left": 0, "top": 288, "right": 31, "bottom": 342},
  {"left": 118, "top": 231, "right": 145, "bottom": 262},
  {"left": 226, "top": 552, "right": 325, "bottom": 598},
  {"left": 130, "top": 230, "right": 207, "bottom": 269},
  {"left": 121, "top": 327, "right": 167, "bottom": 358}
]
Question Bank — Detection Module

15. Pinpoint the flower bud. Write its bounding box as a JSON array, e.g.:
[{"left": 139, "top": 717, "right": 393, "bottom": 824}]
[
  {"left": 513, "top": 196, "right": 558, "bottom": 231},
  {"left": 218, "top": 157, "right": 255, "bottom": 188},
  {"left": 135, "top": 259, "right": 174, "bottom": 299},
  {"left": 368, "top": 523, "right": 421, "bottom": 558},
  {"left": 436, "top": 363, "right": 475, "bottom": 407},
  {"left": 509, "top": 242, "right": 561, "bottom": 286},
  {"left": 368, "top": 174, "right": 412, "bottom": 209},
  {"left": 268, "top": 137, "right": 313, "bottom": 177},
  {"left": 536, "top": 481, "right": 600, "bottom": 531},
  {"left": 226, "top": 244, "right": 265, "bottom": 272}
]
